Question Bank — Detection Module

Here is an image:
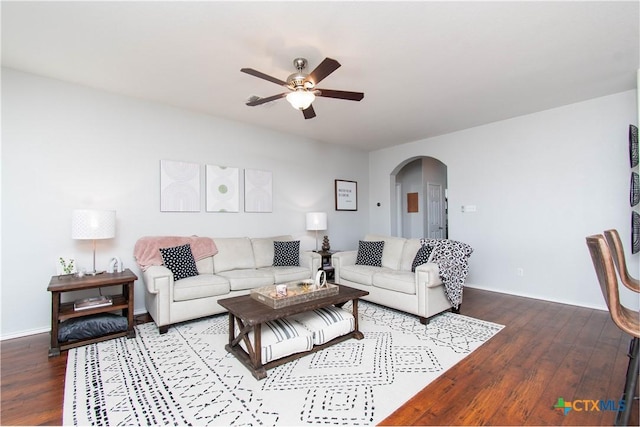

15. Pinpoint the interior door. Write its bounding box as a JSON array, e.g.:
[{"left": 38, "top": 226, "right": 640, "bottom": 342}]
[{"left": 427, "top": 182, "right": 444, "bottom": 239}]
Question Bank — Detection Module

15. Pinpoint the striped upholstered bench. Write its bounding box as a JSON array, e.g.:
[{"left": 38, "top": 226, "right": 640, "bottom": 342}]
[
  {"left": 291, "top": 306, "right": 355, "bottom": 345},
  {"left": 239, "top": 318, "right": 314, "bottom": 364},
  {"left": 237, "top": 306, "right": 356, "bottom": 365}
]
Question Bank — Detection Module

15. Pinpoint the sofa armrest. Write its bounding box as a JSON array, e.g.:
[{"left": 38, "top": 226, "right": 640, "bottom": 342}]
[
  {"left": 332, "top": 250, "right": 358, "bottom": 282},
  {"left": 332, "top": 250, "right": 358, "bottom": 265},
  {"left": 414, "top": 263, "right": 442, "bottom": 288},
  {"left": 300, "top": 251, "right": 322, "bottom": 277},
  {"left": 142, "top": 265, "right": 175, "bottom": 328},
  {"left": 143, "top": 265, "right": 174, "bottom": 295}
]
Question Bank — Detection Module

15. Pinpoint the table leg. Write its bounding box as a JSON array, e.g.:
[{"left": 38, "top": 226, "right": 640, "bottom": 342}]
[
  {"left": 352, "top": 298, "right": 364, "bottom": 339},
  {"left": 253, "top": 323, "right": 263, "bottom": 367},
  {"left": 227, "top": 312, "right": 235, "bottom": 345},
  {"left": 126, "top": 282, "right": 136, "bottom": 338},
  {"left": 225, "top": 317, "right": 267, "bottom": 380},
  {"left": 49, "top": 292, "right": 60, "bottom": 357}
]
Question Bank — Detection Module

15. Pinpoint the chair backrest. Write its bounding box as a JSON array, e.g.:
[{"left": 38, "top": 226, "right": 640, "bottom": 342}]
[
  {"left": 603, "top": 229, "right": 640, "bottom": 293},
  {"left": 586, "top": 234, "right": 639, "bottom": 338}
]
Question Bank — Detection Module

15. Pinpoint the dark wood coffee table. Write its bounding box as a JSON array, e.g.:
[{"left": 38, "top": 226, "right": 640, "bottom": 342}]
[{"left": 218, "top": 284, "right": 369, "bottom": 379}]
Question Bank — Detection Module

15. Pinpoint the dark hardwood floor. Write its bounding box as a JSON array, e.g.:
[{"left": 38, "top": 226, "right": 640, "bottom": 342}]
[{"left": 1, "top": 288, "right": 638, "bottom": 426}]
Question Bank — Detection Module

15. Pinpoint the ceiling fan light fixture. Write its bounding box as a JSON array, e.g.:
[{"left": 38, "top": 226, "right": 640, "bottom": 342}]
[{"left": 286, "top": 89, "right": 315, "bottom": 110}]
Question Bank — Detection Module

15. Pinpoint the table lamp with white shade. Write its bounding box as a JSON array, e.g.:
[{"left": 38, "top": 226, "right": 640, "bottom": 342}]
[
  {"left": 306, "top": 212, "right": 327, "bottom": 251},
  {"left": 72, "top": 209, "right": 116, "bottom": 275}
]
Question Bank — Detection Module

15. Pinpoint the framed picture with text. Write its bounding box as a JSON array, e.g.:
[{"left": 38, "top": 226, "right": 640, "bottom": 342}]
[{"left": 335, "top": 179, "right": 358, "bottom": 211}]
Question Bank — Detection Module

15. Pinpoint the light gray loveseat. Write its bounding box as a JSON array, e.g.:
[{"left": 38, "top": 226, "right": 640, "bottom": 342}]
[
  {"left": 331, "top": 234, "right": 454, "bottom": 323},
  {"left": 141, "top": 235, "right": 321, "bottom": 333}
]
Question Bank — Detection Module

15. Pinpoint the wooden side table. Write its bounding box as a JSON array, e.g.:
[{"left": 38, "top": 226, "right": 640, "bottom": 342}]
[
  {"left": 315, "top": 250, "right": 336, "bottom": 281},
  {"left": 47, "top": 268, "right": 137, "bottom": 357}
]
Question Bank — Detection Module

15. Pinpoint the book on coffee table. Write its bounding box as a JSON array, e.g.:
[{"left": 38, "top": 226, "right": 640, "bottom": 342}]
[{"left": 74, "top": 295, "right": 113, "bottom": 311}]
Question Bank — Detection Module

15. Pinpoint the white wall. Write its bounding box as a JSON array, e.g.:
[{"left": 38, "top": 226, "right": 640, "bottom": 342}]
[
  {"left": 1, "top": 68, "right": 369, "bottom": 338},
  {"left": 396, "top": 159, "right": 423, "bottom": 238},
  {"left": 370, "top": 90, "right": 639, "bottom": 311}
]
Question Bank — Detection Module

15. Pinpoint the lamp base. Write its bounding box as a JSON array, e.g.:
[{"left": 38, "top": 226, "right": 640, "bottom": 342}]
[{"left": 87, "top": 270, "right": 105, "bottom": 276}]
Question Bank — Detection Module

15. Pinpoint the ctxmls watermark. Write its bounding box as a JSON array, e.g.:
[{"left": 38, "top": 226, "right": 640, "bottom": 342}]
[{"left": 554, "top": 397, "right": 626, "bottom": 415}]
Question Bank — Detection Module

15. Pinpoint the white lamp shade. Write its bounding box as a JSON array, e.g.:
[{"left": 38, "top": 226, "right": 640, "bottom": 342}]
[
  {"left": 72, "top": 209, "right": 116, "bottom": 240},
  {"left": 306, "top": 212, "right": 327, "bottom": 231}
]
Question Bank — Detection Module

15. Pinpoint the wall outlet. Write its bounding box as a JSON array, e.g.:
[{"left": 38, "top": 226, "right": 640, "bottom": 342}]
[{"left": 516, "top": 267, "right": 524, "bottom": 277}]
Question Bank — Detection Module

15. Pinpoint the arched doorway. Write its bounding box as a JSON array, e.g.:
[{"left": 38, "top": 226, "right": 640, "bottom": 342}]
[{"left": 390, "top": 156, "right": 448, "bottom": 239}]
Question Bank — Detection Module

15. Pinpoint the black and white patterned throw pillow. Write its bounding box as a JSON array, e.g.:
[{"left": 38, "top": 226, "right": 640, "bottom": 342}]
[
  {"left": 355, "top": 240, "right": 385, "bottom": 266},
  {"left": 411, "top": 244, "right": 433, "bottom": 272},
  {"left": 159, "top": 243, "right": 199, "bottom": 281},
  {"left": 273, "top": 241, "right": 300, "bottom": 266}
]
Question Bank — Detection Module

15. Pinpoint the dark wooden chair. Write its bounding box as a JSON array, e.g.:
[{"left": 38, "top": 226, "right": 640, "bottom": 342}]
[
  {"left": 586, "top": 234, "right": 639, "bottom": 426},
  {"left": 604, "top": 229, "right": 640, "bottom": 293}
]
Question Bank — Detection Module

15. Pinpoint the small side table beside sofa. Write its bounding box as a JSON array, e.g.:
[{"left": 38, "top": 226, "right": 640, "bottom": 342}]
[
  {"left": 48, "top": 268, "right": 137, "bottom": 357},
  {"left": 315, "top": 250, "right": 336, "bottom": 281}
]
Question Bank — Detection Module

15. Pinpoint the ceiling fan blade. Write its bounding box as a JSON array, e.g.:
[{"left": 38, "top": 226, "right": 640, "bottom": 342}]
[
  {"left": 316, "top": 89, "right": 364, "bottom": 101},
  {"left": 306, "top": 57, "right": 341, "bottom": 86},
  {"left": 302, "top": 104, "right": 316, "bottom": 119},
  {"left": 240, "top": 68, "right": 288, "bottom": 86},
  {"left": 246, "top": 93, "right": 287, "bottom": 106}
]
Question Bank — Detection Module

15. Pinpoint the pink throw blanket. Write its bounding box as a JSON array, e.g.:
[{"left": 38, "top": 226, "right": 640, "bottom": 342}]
[{"left": 134, "top": 236, "right": 218, "bottom": 271}]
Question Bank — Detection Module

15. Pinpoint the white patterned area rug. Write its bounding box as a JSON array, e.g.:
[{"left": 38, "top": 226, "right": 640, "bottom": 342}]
[{"left": 63, "top": 301, "right": 503, "bottom": 426}]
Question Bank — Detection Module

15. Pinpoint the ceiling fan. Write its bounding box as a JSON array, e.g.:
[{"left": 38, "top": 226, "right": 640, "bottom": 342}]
[{"left": 241, "top": 57, "right": 364, "bottom": 119}]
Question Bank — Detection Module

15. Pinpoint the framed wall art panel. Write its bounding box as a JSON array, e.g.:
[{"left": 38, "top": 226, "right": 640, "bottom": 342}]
[
  {"left": 632, "top": 211, "right": 639, "bottom": 254},
  {"left": 630, "top": 124, "right": 638, "bottom": 168},
  {"left": 335, "top": 179, "right": 357, "bottom": 211},
  {"left": 631, "top": 172, "right": 639, "bottom": 207},
  {"left": 160, "top": 160, "right": 200, "bottom": 212},
  {"left": 206, "top": 165, "right": 240, "bottom": 212}
]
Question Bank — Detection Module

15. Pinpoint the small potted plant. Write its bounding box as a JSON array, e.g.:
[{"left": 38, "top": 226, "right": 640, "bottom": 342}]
[{"left": 58, "top": 257, "right": 75, "bottom": 277}]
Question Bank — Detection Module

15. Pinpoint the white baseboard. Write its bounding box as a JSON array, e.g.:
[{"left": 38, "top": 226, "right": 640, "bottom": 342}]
[
  {"left": 1, "top": 326, "right": 51, "bottom": 341},
  {"left": 465, "top": 283, "right": 607, "bottom": 311}
]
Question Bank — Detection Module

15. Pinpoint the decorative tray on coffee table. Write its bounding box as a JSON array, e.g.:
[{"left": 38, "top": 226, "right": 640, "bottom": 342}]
[{"left": 250, "top": 282, "right": 339, "bottom": 309}]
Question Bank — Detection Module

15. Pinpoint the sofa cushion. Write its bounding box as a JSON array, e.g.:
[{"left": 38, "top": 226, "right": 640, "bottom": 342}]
[
  {"left": 373, "top": 271, "right": 416, "bottom": 295},
  {"left": 173, "top": 274, "right": 230, "bottom": 301},
  {"left": 356, "top": 240, "right": 384, "bottom": 266},
  {"left": 195, "top": 256, "right": 214, "bottom": 275},
  {"left": 239, "top": 318, "right": 314, "bottom": 364},
  {"left": 365, "top": 234, "right": 407, "bottom": 270},
  {"left": 273, "top": 240, "right": 300, "bottom": 266},
  {"left": 216, "top": 269, "right": 274, "bottom": 290},
  {"left": 411, "top": 244, "right": 434, "bottom": 272},
  {"left": 159, "top": 244, "right": 199, "bottom": 281},
  {"left": 260, "top": 266, "right": 310, "bottom": 284},
  {"left": 400, "top": 238, "right": 422, "bottom": 271},
  {"left": 340, "top": 264, "right": 391, "bottom": 286},
  {"left": 291, "top": 306, "right": 355, "bottom": 345},
  {"left": 252, "top": 235, "right": 293, "bottom": 268},
  {"left": 212, "top": 237, "right": 255, "bottom": 273}
]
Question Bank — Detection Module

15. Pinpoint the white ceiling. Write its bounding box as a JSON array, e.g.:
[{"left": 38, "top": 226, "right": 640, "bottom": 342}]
[{"left": 2, "top": 1, "right": 638, "bottom": 151}]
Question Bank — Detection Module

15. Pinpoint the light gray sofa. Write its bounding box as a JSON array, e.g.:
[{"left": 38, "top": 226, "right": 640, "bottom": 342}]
[
  {"left": 331, "top": 234, "right": 454, "bottom": 323},
  {"left": 142, "top": 235, "right": 321, "bottom": 333}
]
